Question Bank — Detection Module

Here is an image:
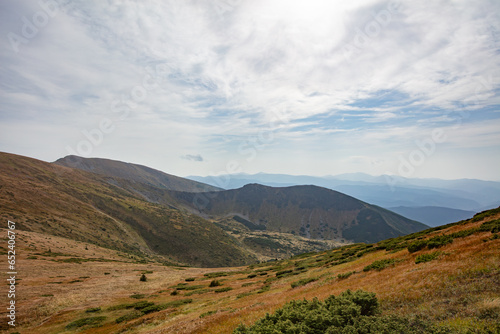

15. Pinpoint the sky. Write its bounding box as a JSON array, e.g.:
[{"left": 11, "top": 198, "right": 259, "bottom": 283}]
[{"left": 1, "top": 0, "right": 500, "bottom": 181}]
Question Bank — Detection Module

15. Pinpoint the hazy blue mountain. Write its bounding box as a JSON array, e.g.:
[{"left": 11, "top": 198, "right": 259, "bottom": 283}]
[
  {"left": 477, "top": 200, "right": 500, "bottom": 212},
  {"left": 388, "top": 206, "right": 475, "bottom": 227},
  {"left": 333, "top": 184, "right": 481, "bottom": 210}
]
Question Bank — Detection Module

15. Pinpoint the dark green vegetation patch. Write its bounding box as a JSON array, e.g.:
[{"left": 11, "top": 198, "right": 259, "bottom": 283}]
[
  {"left": 479, "top": 218, "right": 500, "bottom": 233},
  {"left": 363, "top": 259, "right": 397, "bottom": 272},
  {"left": 337, "top": 271, "right": 355, "bottom": 280},
  {"left": 85, "top": 307, "right": 101, "bottom": 313},
  {"left": 115, "top": 310, "right": 142, "bottom": 324},
  {"left": 415, "top": 251, "right": 441, "bottom": 264},
  {"left": 234, "top": 290, "right": 450, "bottom": 334},
  {"left": 113, "top": 299, "right": 193, "bottom": 324},
  {"left": 66, "top": 316, "right": 106, "bottom": 329},
  {"left": 291, "top": 276, "right": 319, "bottom": 288},
  {"left": 427, "top": 235, "right": 454, "bottom": 249}
]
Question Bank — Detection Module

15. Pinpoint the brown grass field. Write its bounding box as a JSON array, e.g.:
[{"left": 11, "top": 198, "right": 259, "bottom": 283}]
[{"left": 1, "top": 210, "right": 499, "bottom": 334}]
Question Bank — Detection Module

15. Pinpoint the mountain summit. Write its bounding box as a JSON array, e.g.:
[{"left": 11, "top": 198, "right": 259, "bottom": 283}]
[{"left": 54, "top": 155, "right": 221, "bottom": 193}]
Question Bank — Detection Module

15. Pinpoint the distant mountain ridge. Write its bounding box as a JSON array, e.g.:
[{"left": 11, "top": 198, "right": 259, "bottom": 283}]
[
  {"left": 169, "top": 183, "right": 428, "bottom": 244},
  {"left": 55, "top": 155, "right": 222, "bottom": 193},
  {"left": 188, "top": 173, "right": 500, "bottom": 212}
]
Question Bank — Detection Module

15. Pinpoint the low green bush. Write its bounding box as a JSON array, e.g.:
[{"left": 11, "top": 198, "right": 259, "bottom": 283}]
[
  {"left": 337, "top": 271, "right": 355, "bottom": 280},
  {"left": 141, "top": 304, "right": 164, "bottom": 314},
  {"left": 427, "top": 235, "right": 453, "bottom": 249},
  {"left": 275, "top": 269, "right": 293, "bottom": 278},
  {"left": 129, "top": 293, "right": 146, "bottom": 299},
  {"left": 115, "top": 311, "right": 142, "bottom": 323},
  {"left": 264, "top": 276, "right": 278, "bottom": 284},
  {"left": 486, "top": 233, "right": 499, "bottom": 241},
  {"left": 132, "top": 301, "right": 154, "bottom": 310},
  {"left": 471, "top": 207, "right": 500, "bottom": 222},
  {"left": 450, "top": 228, "right": 478, "bottom": 239},
  {"left": 161, "top": 299, "right": 192, "bottom": 308},
  {"left": 242, "top": 282, "right": 254, "bottom": 287},
  {"left": 209, "top": 280, "right": 221, "bottom": 287},
  {"left": 107, "top": 303, "right": 129, "bottom": 311},
  {"left": 415, "top": 251, "right": 441, "bottom": 264},
  {"left": 185, "top": 289, "right": 210, "bottom": 296},
  {"left": 200, "top": 310, "right": 217, "bottom": 318},
  {"left": 479, "top": 219, "right": 500, "bottom": 233},
  {"left": 291, "top": 277, "right": 319, "bottom": 288},
  {"left": 66, "top": 316, "right": 106, "bottom": 329},
  {"left": 363, "top": 259, "right": 397, "bottom": 272},
  {"left": 257, "top": 285, "right": 270, "bottom": 293},
  {"left": 85, "top": 307, "right": 101, "bottom": 313},
  {"left": 407, "top": 240, "right": 428, "bottom": 253},
  {"left": 233, "top": 290, "right": 450, "bottom": 333}
]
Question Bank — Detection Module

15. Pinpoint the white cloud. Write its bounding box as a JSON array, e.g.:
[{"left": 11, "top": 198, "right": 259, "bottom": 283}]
[
  {"left": 0, "top": 0, "right": 499, "bottom": 179},
  {"left": 181, "top": 154, "right": 204, "bottom": 162}
]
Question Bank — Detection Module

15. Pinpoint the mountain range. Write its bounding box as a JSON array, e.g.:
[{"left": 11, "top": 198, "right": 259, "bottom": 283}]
[
  {"left": 188, "top": 173, "right": 500, "bottom": 226},
  {"left": 0, "top": 152, "right": 432, "bottom": 266},
  {"left": 56, "top": 155, "right": 427, "bottom": 243}
]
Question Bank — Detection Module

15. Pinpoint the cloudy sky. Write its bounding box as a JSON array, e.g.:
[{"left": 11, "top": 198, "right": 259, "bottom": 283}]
[{"left": 1, "top": 0, "right": 500, "bottom": 180}]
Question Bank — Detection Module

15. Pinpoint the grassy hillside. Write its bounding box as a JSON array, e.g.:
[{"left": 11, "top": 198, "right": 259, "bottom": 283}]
[
  {"left": 0, "top": 152, "right": 255, "bottom": 267},
  {"left": 5, "top": 206, "right": 499, "bottom": 333},
  {"left": 170, "top": 183, "right": 428, "bottom": 243}
]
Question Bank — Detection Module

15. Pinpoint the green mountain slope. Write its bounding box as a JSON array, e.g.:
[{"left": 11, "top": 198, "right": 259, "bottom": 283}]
[
  {"left": 169, "top": 183, "right": 428, "bottom": 243},
  {"left": 0, "top": 152, "right": 254, "bottom": 267}
]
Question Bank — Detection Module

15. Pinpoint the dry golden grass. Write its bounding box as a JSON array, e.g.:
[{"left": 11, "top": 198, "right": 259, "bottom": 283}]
[
  {"left": 0, "top": 228, "right": 211, "bottom": 333},
  {"left": 1, "top": 211, "right": 499, "bottom": 333}
]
